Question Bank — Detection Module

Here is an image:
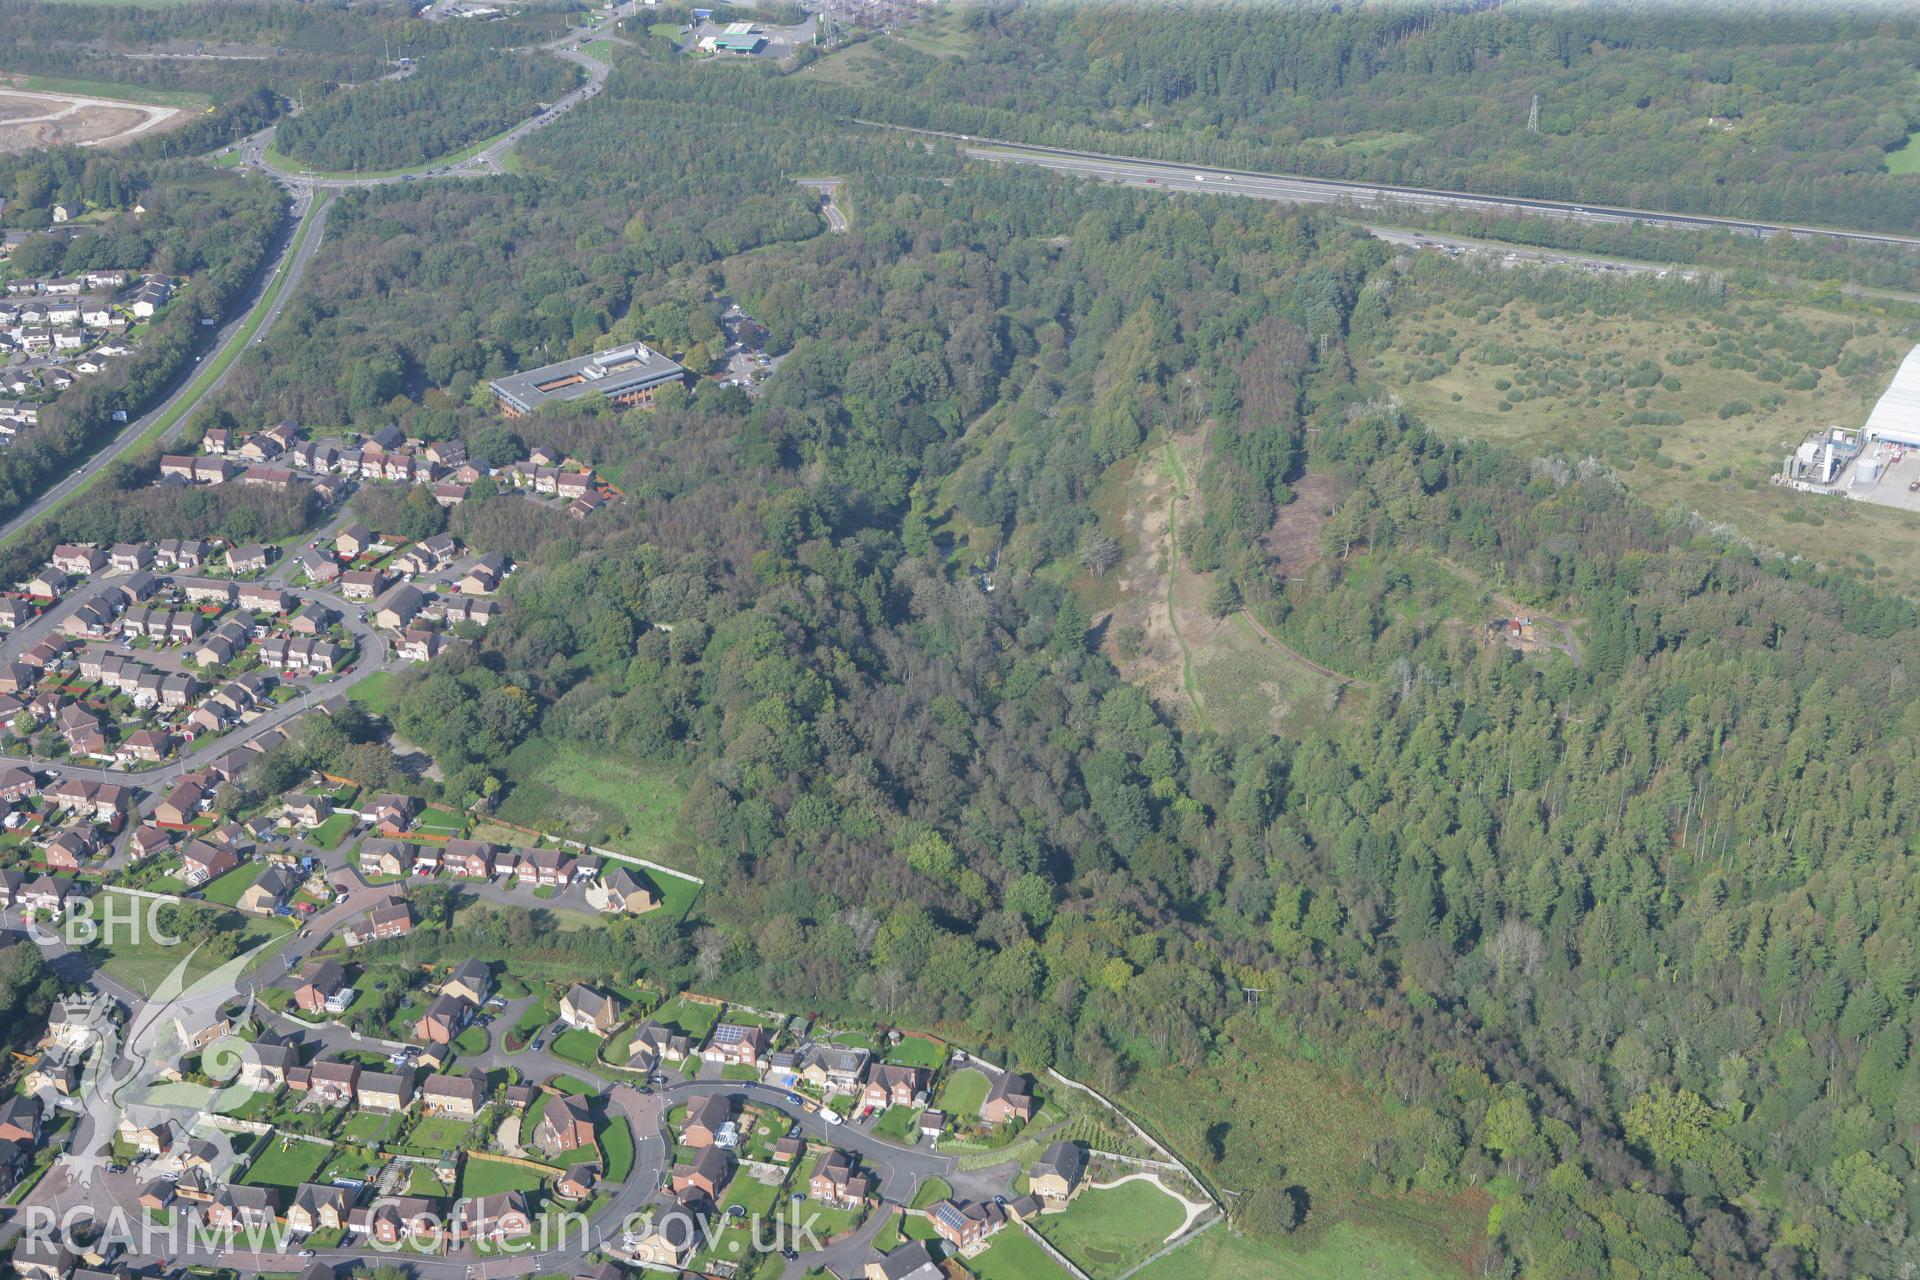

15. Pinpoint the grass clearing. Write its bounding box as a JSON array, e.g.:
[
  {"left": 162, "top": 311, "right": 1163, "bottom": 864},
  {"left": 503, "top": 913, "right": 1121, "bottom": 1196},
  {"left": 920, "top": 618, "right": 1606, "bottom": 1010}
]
[
  {"left": 909, "top": 1176, "right": 951, "bottom": 1211},
  {"left": 1382, "top": 288, "right": 1920, "bottom": 594},
  {"left": 1034, "top": 1181, "right": 1187, "bottom": 1278},
  {"left": 1123, "top": 1018, "right": 1483, "bottom": 1278},
  {"left": 497, "top": 739, "right": 685, "bottom": 856},
  {"left": 199, "top": 859, "right": 266, "bottom": 907},
  {"left": 92, "top": 898, "right": 291, "bottom": 995},
  {"left": 935, "top": 1069, "right": 989, "bottom": 1118},
  {"left": 1134, "top": 1220, "right": 1461, "bottom": 1280},
  {"left": 408, "top": 1114, "right": 473, "bottom": 1151},
  {"left": 654, "top": 994, "right": 721, "bottom": 1040},
  {"left": 601, "top": 1114, "right": 635, "bottom": 1181},
  {"left": 345, "top": 669, "right": 396, "bottom": 714}
]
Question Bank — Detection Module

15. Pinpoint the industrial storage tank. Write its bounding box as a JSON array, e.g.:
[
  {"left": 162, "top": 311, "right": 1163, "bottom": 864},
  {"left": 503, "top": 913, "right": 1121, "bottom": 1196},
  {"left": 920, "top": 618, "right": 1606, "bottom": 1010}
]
[{"left": 1857, "top": 455, "right": 1883, "bottom": 484}]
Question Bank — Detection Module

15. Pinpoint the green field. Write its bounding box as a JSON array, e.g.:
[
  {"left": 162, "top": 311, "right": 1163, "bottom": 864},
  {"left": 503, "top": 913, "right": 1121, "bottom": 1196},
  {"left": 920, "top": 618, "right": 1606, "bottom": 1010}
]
[
  {"left": 1034, "top": 1182, "right": 1187, "bottom": 1279},
  {"left": 1134, "top": 1220, "right": 1461, "bottom": 1280},
  {"left": 1887, "top": 135, "right": 1920, "bottom": 175},
  {"left": 346, "top": 669, "right": 397, "bottom": 714},
  {"left": 970, "top": 1228, "right": 1074, "bottom": 1280},
  {"left": 458, "top": 1157, "right": 547, "bottom": 1200},
  {"left": 12, "top": 73, "right": 211, "bottom": 108},
  {"left": 496, "top": 739, "right": 685, "bottom": 854},
  {"left": 1384, "top": 290, "right": 1920, "bottom": 595},
  {"left": 935, "top": 1068, "right": 989, "bottom": 1118},
  {"left": 93, "top": 898, "right": 293, "bottom": 995},
  {"left": 200, "top": 860, "right": 267, "bottom": 907},
  {"left": 1122, "top": 1024, "right": 1482, "bottom": 1280},
  {"left": 241, "top": 1137, "right": 330, "bottom": 1190}
]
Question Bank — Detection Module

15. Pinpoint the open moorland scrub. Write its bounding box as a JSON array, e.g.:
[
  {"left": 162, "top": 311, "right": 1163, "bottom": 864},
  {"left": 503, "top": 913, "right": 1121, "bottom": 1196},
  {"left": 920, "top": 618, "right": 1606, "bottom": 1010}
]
[{"left": 0, "top": 4, "right": 1915, "bottom": 1280}]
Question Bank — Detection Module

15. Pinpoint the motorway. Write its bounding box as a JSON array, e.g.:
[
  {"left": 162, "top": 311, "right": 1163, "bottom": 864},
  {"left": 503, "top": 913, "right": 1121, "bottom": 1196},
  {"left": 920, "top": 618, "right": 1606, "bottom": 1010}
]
[{"left": 863, "top": 124, "right": 1920, "bottom": 252}]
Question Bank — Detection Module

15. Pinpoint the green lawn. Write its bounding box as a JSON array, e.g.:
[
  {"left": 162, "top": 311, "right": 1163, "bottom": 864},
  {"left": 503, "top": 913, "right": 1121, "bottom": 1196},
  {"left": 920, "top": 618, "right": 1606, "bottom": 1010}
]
[
  {"left": 340, "top": 1110, "right": 402, "bottom": 1143},
  {"left": 308, "top": 811, "right": 356, "bottom": 849},
  {"left": 520, "top": 1093, "right": 551, "bottom": 1148},
  {"left": 200, "top": 859, "right": 267, "bottom": 907},
  {"left": 1133, "top": 1220, "right": 1460, "bottom": 1280},
  {"left": 884, "top": 1037, "right": 948, "bottom": 1070},
  {"left": 454, "top": 1025, "right": 490, "bottom": 1055},
  {"left": 601, "top": 1114, "right": 635, "bottom": 1181},
  {"left": 241, "top": 1137, "right": 330, "bottom": 1190},
  {"left": 909, "top": 1177, "right": 951, "bottom": 1210},
  {"left": 346, "top": 669, "right": 397, "bottom": 715},
  {"left": 550, "top": 1029, "right": 603, "bottom": 1068},
  {"left": 1033, "top": 1181, "right": 1188, "bottom": 1279},
  {"left": 654, "top": 994, "right": 721, "bottom": 1039},
  {"left": 873, "top": 1105, "right": 920, "bottom": 1144},
  {"left": 407, "top": 1114, "right": 474, "bottom": 1151},
  {"left": 458, "top": 1157, "right": 547, "bottom": 1199},
  {"left": 936, "top": 1068, "right": 989, "bottom": 1117},
  {"left": 971, "top": 1228, "right": 1075, "bottom": 1280},
  {"left": 92, "top": 899, "right": 292, "bottom": 995}
]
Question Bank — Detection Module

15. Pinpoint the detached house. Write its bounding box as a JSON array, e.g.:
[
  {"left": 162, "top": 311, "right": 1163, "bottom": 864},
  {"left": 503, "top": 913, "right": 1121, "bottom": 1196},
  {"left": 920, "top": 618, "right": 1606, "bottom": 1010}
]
[
  {"left": 422, "top": 1070, "right": 487, "bottom": 1119},
  {"left": 982, "top": 1072, "right": 1037, "bottom": 1126},
  {"left": 681, "top": 1094, "right": 732, "bottom": 1149},
  {"left": 412, "top": 991, "right": 471, "bottom": 1045},
  {"left": 863, "top": 1064, "right": 927, "bottom": 1112},
  {"left": 559, "top": 984, "right": 620, "bottom": 1035},
  {"left": 535, "top": 1094, "right": 596, "bottom": 1158},
  {"left": 702, "top": 1023, "right": 770, "bottom": 1069},
  {"left": 808, "top": 1148, "right": 872, "bottom": 1208},
  {"left": 293, "top": 959, "right": 351, "bottom": 1014}
]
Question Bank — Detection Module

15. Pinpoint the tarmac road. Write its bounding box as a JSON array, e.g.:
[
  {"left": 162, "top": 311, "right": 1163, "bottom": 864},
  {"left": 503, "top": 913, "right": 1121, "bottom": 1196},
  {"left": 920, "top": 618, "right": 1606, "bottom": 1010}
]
[
  {"left": 0, "top": 190, "right": 334, "bottom": 552},
  {"left": 865, "top": 123, "right": 1920, "bottom": 251}
]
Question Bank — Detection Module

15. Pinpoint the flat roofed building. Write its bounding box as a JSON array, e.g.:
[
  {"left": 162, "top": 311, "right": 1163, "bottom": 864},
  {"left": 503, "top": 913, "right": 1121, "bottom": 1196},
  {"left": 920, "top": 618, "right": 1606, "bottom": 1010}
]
[{"left": 489, "top": 342, "right": 686, "bottom": 417}]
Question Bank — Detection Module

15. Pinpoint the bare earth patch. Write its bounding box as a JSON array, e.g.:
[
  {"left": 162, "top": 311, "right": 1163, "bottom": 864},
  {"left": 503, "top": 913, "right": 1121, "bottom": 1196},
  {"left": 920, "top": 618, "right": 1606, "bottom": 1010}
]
[{"left": 0, "top": 86, "right": 190, "bottom": 153}]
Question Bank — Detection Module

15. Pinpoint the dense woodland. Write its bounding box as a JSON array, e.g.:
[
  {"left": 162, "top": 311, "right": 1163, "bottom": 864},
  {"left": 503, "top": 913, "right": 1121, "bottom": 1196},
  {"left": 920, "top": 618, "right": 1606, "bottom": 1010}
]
[
  {"left": 0, "top": 0, "right": 564, "bottom": 108},
  {"left": 122, "top": 45, "right": 1918, "bottom": 1276},
  {"left": 766, "top": 2, "right": 1920, "bottom": 234},
  {"left": 276, "top": 46, "right": 581, "bottom": 172},
  {"left": 0, "top": 7, "right": 1917, "bottom": 1277}
]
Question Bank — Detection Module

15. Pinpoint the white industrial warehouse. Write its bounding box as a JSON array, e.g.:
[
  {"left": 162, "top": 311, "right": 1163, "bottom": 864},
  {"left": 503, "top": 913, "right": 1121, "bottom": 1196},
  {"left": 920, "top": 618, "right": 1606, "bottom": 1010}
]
[
  {"left": 1863, "top": 344, "right": 1920, "bottom": 448},
  {"left": 1784, "top": 343, "right": 1920, "bottom": 512}
]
